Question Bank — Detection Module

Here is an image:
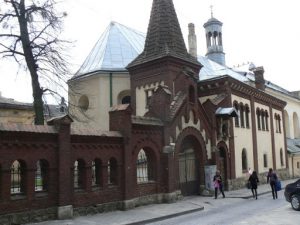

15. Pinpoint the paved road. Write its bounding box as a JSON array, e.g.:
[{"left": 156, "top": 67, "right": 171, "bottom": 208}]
[{"left": 148, "top": 191, "right": 299, "bottom": 225}]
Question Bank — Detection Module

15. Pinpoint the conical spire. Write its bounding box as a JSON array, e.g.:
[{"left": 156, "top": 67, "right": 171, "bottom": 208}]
[{"left": 128, "top": 0, "right": 199, "bottom": 68}]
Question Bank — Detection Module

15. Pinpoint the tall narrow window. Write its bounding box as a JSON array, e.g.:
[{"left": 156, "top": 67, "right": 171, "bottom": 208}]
[
  {"left": 240, "top": 104, "right": 245, "bottom": 128},
  {"left": 74, "top": 160, "right": 85, "bottom": 189},
  {"left": 137, "top": 149, "right": 148, "bottom": 183},
  {"left": 92, "top": 159, "right": 102, "bottom": 187},
  {"left": 245, "top": 105, "right": 250, "bottom": 128},
  {"left": 280, "top": 149, "right": 284, "bottom": 166},
  {"left": 256, "top": 109, "right": 261, "bottom": 130},
  {"left": 234, "top": 102, "right": 239, "bottom": 127},
  {"left": 278, "top": 115, "right": 282, "bottom": 133},
  {"left": 242, "top": 149, "right": 248, "bottom": 172},
  {"left": 108, "top": 158, "right": 118, "bottom": 185},
  {"left": 11, "top": 160, "right": 26, "bottom": 194},
  {"left": 261, "top": 110, "right": 265, "bottom": 131},
  {"left": 297, "top": 162, "right": 300, "bottom": 169},
  {"left": 35, "top": 160, "right": 48, "bottom": 192},
  {"left": 265, "top": 111, "right": 269, "bottom": 131},
  {"left": 275, "top": 114, "right": 279, "bottom": 132},
  {"left": 189, "top": 86, "right": 195, "bottom": 103},
  {"left": 263, "top": 154, "right": 268, "bottom": 168}
]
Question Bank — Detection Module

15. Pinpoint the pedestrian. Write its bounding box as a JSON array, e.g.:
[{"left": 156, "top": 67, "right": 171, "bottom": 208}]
[
  {"left": 267, "top": 168, "right": 278, "bottom": 199},
  {"left": 248, "top": 170, "right": 259, "bottom": 199},
  {"left": 213, "top": 170, "right": 225, "bottom": 199}
]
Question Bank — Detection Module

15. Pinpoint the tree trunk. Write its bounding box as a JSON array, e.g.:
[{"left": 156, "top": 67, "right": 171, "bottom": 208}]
[{"left": 18, "top": 0, "right": 44, "bottom": 125}]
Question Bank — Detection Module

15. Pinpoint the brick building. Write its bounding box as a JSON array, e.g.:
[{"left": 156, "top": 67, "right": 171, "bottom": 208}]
[{"left": 0, "top": 0, "right": 289, "bottom": 224}]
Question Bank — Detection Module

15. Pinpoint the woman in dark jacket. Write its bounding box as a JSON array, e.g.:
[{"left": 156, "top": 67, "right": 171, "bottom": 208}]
[
  {"left": 248, "top": 171, "right": 259, "bottom": 199},
  {"left": 267, "top": 168, "right": 278, "bottom": 199}
]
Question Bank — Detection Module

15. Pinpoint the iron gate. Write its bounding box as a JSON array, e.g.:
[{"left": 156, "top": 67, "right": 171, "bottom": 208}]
[{"left": 178, "top": 148, "right": 199, "bottom": 196}]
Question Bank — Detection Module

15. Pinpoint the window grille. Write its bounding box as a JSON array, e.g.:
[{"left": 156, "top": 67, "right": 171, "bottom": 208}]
[
  {"left": 74, "top": 160, "right": 84, "bottom": 189},
  {"left": 137, "top": 149, "right": 149, "bottom": 183},
  {"left": 11, "top": 161, "right": 23, "bottom": 194},
  {"left": 92, "top": 160, "right": 101, "bottom": 187}
]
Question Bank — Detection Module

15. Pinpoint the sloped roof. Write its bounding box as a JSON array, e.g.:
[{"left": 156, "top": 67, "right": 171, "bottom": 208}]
[
  {"left": 72, "top": 21, "right": 296, "bottom": 99},
  {"left": 73, "top": 22, "right": 145, "bottom": 79},
  {"left": 287, "top": 138, "right": 300, "bottom": 155},
  {"left": 127, "top": 0, "right": 199, "bottom": 68}
]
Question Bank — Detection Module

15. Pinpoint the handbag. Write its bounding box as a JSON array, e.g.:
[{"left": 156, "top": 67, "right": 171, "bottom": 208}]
[
  {"left": 275, "top": 180, "right": 282, "bottom": 191},
  {"left": 247, "top": 181, "right": 252, "bottom": 189}
]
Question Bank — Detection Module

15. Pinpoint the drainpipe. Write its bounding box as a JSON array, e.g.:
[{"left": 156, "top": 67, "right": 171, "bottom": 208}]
[{"left": 109, "top": 73, "right": 113, "bottom": 107}]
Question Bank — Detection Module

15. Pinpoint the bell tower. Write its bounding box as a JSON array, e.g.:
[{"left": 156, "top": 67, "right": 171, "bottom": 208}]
[{"left": 203, "top": 6, "right": 225, "bottom": 65}]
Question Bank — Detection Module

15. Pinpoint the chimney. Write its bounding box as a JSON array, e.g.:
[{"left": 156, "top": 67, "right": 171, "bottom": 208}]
[
  {"left": 253, "top": 66, "right": 265, "bottom": 91},
  {"left": 188, "top": 23, "right": 197, "bottom": 58}
]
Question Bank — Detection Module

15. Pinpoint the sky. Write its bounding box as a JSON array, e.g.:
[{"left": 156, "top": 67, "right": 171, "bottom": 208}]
[{"left": 1, "top": 0, "right": 300, "bottom": 103}]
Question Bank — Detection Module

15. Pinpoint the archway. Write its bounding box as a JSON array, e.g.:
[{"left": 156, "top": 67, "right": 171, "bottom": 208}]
[
  {"left": 217, "top": 142, "right": 229, "bottom": 190},
  {"left": 178, "top": 135, "right": 202, "bottom": 196}
]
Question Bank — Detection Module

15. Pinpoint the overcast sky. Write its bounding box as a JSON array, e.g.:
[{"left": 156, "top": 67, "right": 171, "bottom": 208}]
[{"left": 1, "top": 0, "right": 300, "bottom": 103}]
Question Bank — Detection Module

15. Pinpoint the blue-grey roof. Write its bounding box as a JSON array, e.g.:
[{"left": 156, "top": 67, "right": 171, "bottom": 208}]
[
  {"left": 72, "top": 21, "right": 297, "bottom": 99},
  {"left": 73, "top": 22, "right": 145, "bottom": 78},
  {"left": 287, "top": 138, "right": 300, "bottom": 155}
]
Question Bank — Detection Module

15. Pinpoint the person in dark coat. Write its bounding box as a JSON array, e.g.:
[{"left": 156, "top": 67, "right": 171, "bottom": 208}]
[
  {"left": 267, "top": 168, "right": 278, "bottom": 199},
  {"left": 213, "top": 170, "right": 225, "bottom": 199},
  {"left": 248, "top": 170, "right": 259, "bottom": 199}
]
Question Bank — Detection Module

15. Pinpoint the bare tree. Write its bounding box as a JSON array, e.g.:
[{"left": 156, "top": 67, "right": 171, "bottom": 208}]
[{"left": 0, "top": 0, "right": 71, "bottom": 124}]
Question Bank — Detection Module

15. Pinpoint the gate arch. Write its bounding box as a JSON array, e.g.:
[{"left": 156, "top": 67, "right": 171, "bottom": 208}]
[{"left": 175, "top": 127, "right": 207, "bottom": 196}]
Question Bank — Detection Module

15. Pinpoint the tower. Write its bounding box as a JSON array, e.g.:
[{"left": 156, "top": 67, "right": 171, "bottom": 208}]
[
  {"left": 203, "top": 7, "right": 225, "bottom": 65},
  {"left": 127, "top": 0, "right": 201, "bottom": 116}
]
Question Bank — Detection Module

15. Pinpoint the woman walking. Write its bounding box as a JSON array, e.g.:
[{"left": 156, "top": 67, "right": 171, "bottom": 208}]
[
  {"left": 213, "top": 170, "right": 225, "bottom": 199},
  {"left": 267, "top": 168, "right": 278, "bottom": 199},
  {"left": 248, "top": 171, "right": 259, "bottom": 199}
]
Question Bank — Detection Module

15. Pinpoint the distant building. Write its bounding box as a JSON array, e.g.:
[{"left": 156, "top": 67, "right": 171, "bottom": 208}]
[
  {"left": 0, "top": 92, "right": 34, "bottom": 124},
  {"left": 0, "top": 92, "right": 68, "bottom": 124}
]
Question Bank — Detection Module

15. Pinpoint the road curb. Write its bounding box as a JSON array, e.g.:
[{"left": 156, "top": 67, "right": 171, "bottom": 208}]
[{"left": 125, "top": 206, "right": 204, "bottom": 225}]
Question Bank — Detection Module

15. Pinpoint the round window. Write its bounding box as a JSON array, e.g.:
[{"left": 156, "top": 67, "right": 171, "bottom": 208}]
[{"left": 78, "top": 95, "right": 89, "bottom": 111}]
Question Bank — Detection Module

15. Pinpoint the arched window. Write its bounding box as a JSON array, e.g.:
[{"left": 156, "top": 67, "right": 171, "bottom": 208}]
[
  {"left": 284, "top": 111, "right": 290, "bottom": 138},
  {"left": 188, "top": 86, "right": 195, "bottom": 103},
  {"left": 293, "top": 112, "right": 300, "bottom": 138},
  {"left": 265, "top": 111, "right": 269, "bottom": 131},
  {"left": 78, "top": 95, "right": 89, "bottom": 112},
  {"left": 0, "top": 164, "right": 2, "bottom": 198},
  {"left": 92, "top": 159, "right": 102, "bottom": 187},
  {"left": 261, "top": 109, "right": 265, "bottom": 131},
  {"left": 256, "top": 108, "right": 261, "bottom": 130},
  {"left": 242, "top": 149, "right": 248, "bottom": 172},
  {"left": 11, "top": 160, "right": 26, "bottom": 194},
  {"left": 121, "top": 96, "right": 131, "bottom": 104},
  {"left": 137, "top": 149, "right": 148, "bottom": 183},
  {"left": 245, "top": 105, "right": 250, "bottom": 128},
  {"left": 234, "top": 102, "right": 239, "bottom": 127},
  {"left": 278, "top": 115, "right": 281, "bottom": 133},
  {"left": 280, "top": 148, "right": 284, "bottom": 166},
  {"left": 263, "top": 154, "right": 268, "bottom": 168},
  {"left": 35, "top": 160, "right": 49, "bottom": 192},
  {"left": 240, "top": 104, "right": 245, "bottom": 128},
  {"left": 74, "top": 159, "right": 85, "bottom": 189},
  {"left": 108, "top": 158, "right": 118, "bottom": 185}
]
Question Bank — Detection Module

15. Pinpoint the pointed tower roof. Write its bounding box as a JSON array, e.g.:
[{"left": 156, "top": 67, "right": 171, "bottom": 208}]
[
  {"left": 72, "top": 22, "right": 145, "bottom": 80},
  {"left": 127, "top": 0, "right": 199, "bottom": 68}
]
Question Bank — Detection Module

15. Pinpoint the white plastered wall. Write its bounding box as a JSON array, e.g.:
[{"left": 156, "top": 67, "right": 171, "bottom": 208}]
[
  {"left": 68, "top": 72, "right": 130, "bottom": 130},
  {"left": 255, "top": 102, "right": 272, "bottom": 173},
  {"left": 272, "top": 108, "right": 286, "bottom": 170},
  {"left": 135, "top": 81, "right": 164, "bottom": 116},
  {"left": 232, "top": 95, "right": 254, "bottom": 178}
]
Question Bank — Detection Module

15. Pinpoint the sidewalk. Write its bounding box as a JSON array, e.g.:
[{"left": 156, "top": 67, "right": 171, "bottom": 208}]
[{"left": 29, "top": 178, "right": 298, "bottom": 225}]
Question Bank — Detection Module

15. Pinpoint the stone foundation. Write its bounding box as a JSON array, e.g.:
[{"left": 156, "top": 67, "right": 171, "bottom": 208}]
[
  {"left": 226, "top": 168, "right": 290, "bottom": 191},
  {"left": 0, "top": 207, "right": 56, "bottom": 225}
]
